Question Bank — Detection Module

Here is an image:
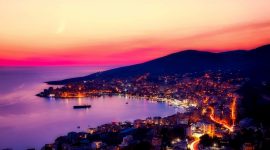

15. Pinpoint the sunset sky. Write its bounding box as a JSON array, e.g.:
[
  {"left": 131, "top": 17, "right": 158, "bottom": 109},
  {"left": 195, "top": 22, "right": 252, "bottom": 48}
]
[{"left": 0, "top": 0, "right": 270, "bottom": 66}]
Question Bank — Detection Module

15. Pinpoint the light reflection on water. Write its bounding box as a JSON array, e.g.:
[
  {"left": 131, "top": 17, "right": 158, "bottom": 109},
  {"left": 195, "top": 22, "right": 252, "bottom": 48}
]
[{"left": 0, "top": 66, "right": 178, "bottom": 149}]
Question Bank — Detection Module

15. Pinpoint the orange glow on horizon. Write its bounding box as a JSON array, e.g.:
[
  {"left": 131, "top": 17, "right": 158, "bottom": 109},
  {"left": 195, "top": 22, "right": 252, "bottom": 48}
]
[{"left": 0, "top": 0, "right": 270, "bottom": 66}]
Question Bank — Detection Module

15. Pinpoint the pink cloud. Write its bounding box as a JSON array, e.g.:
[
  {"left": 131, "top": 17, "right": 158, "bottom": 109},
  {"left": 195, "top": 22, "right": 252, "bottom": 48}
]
[{"left": 1, "top": 20, "right": 270, "bottom": 66}]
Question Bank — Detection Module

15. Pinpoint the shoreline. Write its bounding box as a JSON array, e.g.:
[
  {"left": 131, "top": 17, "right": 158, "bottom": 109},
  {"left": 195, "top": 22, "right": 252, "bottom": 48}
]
[
  {"left": 42, "top": 111, "right": 195, "bottom": 150},
  {"left": 38, "top": 92, "right": 195, "bottom": 109},
  {"left": 38, "top": 73, "right": 242, "bottom": 149}
]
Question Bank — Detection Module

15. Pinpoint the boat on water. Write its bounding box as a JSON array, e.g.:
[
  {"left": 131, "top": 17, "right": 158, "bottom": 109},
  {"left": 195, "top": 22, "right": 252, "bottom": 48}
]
[{"left": 73, "top": 105, "right": 91, "bottom": 109}]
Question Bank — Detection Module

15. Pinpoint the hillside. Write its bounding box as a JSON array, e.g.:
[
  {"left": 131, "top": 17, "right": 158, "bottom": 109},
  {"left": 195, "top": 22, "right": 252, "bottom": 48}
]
[{"left": 47, "top": 44, "right": 270, "bottom": 85}]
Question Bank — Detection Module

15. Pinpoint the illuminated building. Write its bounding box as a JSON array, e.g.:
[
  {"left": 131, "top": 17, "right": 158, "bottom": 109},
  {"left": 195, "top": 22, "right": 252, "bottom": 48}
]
[
  {"left": 242, "top": 143, "right": 255, "bottom": 150},
  {"left": 186, "top": 126, "right": 192, "bottom": 137}
]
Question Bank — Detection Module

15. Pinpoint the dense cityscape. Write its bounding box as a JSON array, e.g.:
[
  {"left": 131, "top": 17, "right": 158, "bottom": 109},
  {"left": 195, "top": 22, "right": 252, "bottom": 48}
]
[
  {"left": 37, "top": 72, "right": 270, "bottom": 150},
  {"left": 2, "top": 0, "right": 270, "bottom": 149}
]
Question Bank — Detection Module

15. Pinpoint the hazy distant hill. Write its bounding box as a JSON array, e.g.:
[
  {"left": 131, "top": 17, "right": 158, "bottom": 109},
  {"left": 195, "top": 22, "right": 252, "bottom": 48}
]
[{"left": 47, "top": 44, "right": 270, "bottom": 85}]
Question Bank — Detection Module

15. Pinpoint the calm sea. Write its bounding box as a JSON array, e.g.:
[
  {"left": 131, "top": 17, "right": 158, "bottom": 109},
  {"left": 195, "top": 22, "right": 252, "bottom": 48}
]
[{"left": 0, "top": 66, "right": 178, "bottom": 149}]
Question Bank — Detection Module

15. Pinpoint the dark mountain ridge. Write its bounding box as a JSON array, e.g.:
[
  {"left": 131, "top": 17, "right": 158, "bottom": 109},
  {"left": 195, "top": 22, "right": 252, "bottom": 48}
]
[{"left": 47, "top": 44, "right": 270, "bottom": 85}]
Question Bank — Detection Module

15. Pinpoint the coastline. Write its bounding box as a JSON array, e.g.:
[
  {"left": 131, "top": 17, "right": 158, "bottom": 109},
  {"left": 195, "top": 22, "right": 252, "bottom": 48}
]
[{"left": 38, "top": 72, "right": 240, "bottom": 149}]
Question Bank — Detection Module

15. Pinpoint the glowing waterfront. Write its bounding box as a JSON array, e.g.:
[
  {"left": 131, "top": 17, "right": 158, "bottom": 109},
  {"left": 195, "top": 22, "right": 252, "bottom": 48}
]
[{"left": 0, "top": 67, "right": 177, "bottom": 149}]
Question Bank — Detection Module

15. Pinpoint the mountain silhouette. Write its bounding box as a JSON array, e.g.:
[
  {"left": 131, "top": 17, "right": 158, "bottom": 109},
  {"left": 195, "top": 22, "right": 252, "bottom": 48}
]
[{"left": 47, "top": 44, "right": 270, "bottom": 84}]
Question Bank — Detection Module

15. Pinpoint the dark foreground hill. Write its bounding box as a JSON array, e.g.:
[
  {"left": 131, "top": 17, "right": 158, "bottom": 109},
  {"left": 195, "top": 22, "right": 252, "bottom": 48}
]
[{"left": 47, "top": 44, "right": 270, "bottom": 85}]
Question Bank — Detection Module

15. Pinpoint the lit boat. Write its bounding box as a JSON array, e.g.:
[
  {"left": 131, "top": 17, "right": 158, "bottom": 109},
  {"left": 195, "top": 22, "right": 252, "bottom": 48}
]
[{"left": 73, "top": 105, "right": 91, "bottom": 109}]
